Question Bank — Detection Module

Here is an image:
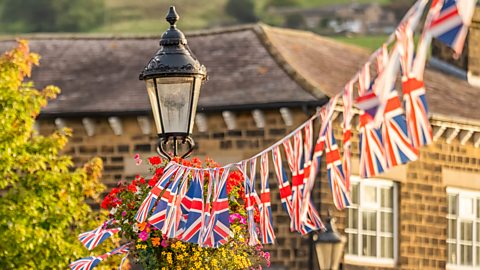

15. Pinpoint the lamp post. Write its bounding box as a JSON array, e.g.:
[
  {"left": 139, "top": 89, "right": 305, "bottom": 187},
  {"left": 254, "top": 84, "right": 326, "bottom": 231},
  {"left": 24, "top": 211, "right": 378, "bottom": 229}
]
[
  {"left": 314, "top": 212, "right": 347, "bottom": 270},
  {"left": 139, "top": 6, "right": 207, "bottom": 160}
]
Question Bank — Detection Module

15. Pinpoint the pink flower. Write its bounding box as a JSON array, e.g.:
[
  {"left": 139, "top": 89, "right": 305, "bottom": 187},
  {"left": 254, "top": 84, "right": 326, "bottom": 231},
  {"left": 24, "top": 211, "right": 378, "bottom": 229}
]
[
  {"left": 161, "top": 238, "right": 169, "bottom": 248},
  {"left": 134, "top": 154, "right": 142, "bottom": 165},
  {"left": 122, "top": 211, "right": 127, "bottom": 217},
  {"left": 138, "top": 230, "right": 149, "bottom": 241},
  {"left": 229, "top": 213, "right": 246, "bottom": 224},
  {"left": 264, "top": 252, "right": 271, "bottom": 267}
]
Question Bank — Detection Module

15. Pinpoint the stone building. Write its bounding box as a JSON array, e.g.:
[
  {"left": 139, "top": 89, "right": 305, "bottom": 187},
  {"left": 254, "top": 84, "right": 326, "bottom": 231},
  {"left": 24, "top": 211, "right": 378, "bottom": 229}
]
[{"left": 1, "top": 13, "right": 480, "bottom": 269}]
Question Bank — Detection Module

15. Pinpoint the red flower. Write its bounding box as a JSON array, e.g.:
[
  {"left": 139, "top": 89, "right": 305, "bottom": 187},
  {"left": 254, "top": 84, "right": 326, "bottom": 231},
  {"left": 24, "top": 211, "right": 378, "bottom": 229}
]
[
  {"left": 101, "top": 196, "right": 111, "bottom": 209},
  {"left": 253, "top": 205, "right": 261, "bottom": 224},
  {"left": 128, "top": 183, "right": 137, "bottom": 193},
  {"left": 155, "top": 168, "right": 164, "bottom": 177},
  {"left": 191, "top": 157, "right": 202, "bottom": 168},
  {"left": 148, "top": 177, "right": 158, "bottom": 187},
  {"left": 110, "top": 187, "right": 121, "bottom": 196},
  {"left": 148, "top": 156, "right": 162, "bottom": 165},
  {"left": 139, "top": 177, "right": 146, "bottom": 185}
]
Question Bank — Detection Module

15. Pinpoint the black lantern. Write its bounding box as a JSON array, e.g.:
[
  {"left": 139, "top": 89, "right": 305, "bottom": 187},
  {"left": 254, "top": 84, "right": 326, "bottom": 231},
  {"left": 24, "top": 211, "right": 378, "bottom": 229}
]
[
  {"left": 314, "top": 213, "right": 347, "bottom": 270},
  {"left": 139, "top": 6, "right": 206, "bottom": 160}
]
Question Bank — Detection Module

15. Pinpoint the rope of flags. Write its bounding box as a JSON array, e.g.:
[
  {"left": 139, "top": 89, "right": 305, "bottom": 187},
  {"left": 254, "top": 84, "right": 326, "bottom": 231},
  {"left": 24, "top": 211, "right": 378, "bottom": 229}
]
[{"left": 71, "top": 0, "right": 478, "bottom": 268}]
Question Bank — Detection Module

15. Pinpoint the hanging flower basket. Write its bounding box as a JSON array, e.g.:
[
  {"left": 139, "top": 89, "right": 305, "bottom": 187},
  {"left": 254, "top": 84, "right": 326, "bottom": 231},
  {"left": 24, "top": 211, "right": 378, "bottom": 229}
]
[{"left": 100, "top": 156, "right": 270, "bottom": 270}]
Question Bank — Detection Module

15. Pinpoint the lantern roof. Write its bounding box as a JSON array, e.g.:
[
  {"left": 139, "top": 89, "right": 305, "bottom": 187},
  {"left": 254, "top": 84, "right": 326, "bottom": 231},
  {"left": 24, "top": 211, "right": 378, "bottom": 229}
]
[{"left": 139, "top": 6, "right": 206, "bottom": 80}]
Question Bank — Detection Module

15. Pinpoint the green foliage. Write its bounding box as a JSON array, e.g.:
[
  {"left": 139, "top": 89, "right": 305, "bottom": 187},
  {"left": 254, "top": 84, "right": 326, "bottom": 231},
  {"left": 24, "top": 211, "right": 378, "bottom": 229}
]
[
  {"left": 0, "top": 0, "right": 105, "bottom": 33},
  {"left": 0, "top": 41, "right": 116, "bottom": 269},
  {"left": 226, "top": 0, "right": 258, "bottom": 23}
]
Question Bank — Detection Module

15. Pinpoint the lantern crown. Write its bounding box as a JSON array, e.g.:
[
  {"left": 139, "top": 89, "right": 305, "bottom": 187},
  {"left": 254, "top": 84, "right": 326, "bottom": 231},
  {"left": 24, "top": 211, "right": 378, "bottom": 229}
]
[{"left": 139, "top": 6, "right": 206, "bottom": 80}]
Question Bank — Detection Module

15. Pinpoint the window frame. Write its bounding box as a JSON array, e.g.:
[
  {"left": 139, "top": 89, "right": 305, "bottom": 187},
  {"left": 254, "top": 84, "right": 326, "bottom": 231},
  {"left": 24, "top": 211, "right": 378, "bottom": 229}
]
[
  {"left": 446, "top": 187, "right": 480, "bottom": 270},
  {"left": 344, "top": 176, "right": 398, "bottom": 267}
]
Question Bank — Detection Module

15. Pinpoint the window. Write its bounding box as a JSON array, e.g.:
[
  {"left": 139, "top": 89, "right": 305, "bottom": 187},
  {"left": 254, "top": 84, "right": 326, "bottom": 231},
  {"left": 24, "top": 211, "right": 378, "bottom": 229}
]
[
  {"left": 345, "top": 177, "right": 397, "bottom": 266},
  {"left": 447, "top": 188, "right": 480, "bottom": 269}
]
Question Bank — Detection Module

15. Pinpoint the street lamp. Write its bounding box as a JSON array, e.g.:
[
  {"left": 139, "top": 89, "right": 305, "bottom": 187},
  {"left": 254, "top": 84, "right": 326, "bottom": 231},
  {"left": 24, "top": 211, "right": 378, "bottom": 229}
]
[
  {"left": 139, "top": 6, "right": 207, "bottom": 160},
  {"left": 314, "top": 212, "right": 347, "bottom": 270}
]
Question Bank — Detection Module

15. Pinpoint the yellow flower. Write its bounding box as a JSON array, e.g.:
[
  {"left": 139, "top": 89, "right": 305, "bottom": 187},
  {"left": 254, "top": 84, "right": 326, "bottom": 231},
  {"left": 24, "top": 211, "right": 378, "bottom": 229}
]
[{"left": 167, "top": 252, "right": 173, "bottom": 264}]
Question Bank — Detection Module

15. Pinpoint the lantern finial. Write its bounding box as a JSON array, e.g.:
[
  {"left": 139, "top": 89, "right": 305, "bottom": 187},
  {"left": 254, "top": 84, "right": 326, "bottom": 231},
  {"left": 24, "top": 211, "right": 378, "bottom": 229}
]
[{"left": 166, "top": 6, "right": 179, "bottom": 27}]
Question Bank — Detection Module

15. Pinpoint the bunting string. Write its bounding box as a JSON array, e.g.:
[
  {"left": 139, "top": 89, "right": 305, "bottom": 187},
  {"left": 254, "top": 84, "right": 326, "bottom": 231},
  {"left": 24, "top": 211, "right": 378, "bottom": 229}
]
[{"left": 72, "top": 2, "right": 478, "bottom": 268}]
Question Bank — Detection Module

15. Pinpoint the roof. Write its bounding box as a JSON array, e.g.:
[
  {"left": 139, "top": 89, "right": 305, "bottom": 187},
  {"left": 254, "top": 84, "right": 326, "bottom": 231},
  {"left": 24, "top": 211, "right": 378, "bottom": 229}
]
[{"left": 0, "top": 24, "right": 479, "bottom": 121}]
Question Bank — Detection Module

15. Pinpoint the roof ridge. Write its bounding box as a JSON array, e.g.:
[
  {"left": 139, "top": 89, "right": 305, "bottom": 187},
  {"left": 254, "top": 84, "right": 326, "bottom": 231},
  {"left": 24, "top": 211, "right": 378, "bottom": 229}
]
[
  {"left": 0, "top": 24, "right": 259, "bottom": 41},
  {"left": 253, "top": 24, "right": 325, "bottom": 100}
]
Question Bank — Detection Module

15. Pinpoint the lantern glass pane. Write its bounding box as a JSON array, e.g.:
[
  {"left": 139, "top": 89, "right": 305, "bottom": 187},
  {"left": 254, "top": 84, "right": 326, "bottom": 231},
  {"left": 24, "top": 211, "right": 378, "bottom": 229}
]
[
  {"left": 315, "top": 243, "right": 333, "bottom": 270},
  {"left": 146, "top": 79, "right": 163, "bottom": 134},
  {"left": 188, "top": 76, "right": 203, "bottom": 134},
  {"left": 155, "top": 77, "right": 194, "bottom": 134}
]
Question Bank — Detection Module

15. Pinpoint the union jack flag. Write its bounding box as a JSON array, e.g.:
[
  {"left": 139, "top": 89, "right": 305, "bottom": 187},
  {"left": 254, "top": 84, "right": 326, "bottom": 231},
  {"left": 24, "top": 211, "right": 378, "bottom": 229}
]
[
  {"left": 135, "top": 162, "right": 178, "bottom": 223},
  {"left": 259, "top": 153, "right": 275, "bottom": 244},
  {"left": 382, "top": 89, "right": 419, "bottom": 168},
  {"left": 272, "top": 146, "right": 294, "bottom": 222},
  {"left": 342, "top": 83, "right": 354, "bottom": 193},
  {"left": 69, "top": 256, "right": 101, "bottom": 270},
  {"left": 283, "top": 133, "right": 305, "bottom": 233},
  {"left": 149, "top": 167, "right": 186, "bottom": 231},
  {"left": 321, "top": 107, "right": 351, "bottom": 210},
  {"left": 239, "top": 160, "right": 260, "bottom": 246},
  {"left": 179, "top": 170, "right": 205, "bottom": 244},
  {"left": 164, "top": 169, "right": 191, "bottom": 238},
  {"left": 359, "top": 112, "right": 387, "bottom": 178},
  {"left": 402, "top": 78, "right": 433, "bottom": 148},
  {"left": 429, "top": 0, "right": 477, "bottom": 56},
  {"left": 70, "top": 243, "right": 130, "bottom": 270},
  {"left": 78, "top": 221, "right": 120, "bottom": 251},
  {"left": 200, "top": 169, "right": 215, "bottom": 247},
  {"left": 202, "top": 168, "right": 231, "bottom": 247},
  {"left": 356, "top": 67, "right": 387, "bottom": 178},
  {"left": 299, "top": 121, "right": 323, "bottom": 232},
  {"left": 396, "top": 8, "right": 434, "bottom": 150}
]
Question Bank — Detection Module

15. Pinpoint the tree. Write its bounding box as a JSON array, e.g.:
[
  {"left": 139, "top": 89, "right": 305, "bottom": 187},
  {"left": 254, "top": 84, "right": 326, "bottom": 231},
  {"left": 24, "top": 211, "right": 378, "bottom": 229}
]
[
  {"left": 0, "top": 0, "right": 105, "bottom": 33},
  {"left": 226, "top": 0, "right": 258, "bottom": 23},
  {"left": 0, "top": 41, "right": 114, "bottom": 269}
]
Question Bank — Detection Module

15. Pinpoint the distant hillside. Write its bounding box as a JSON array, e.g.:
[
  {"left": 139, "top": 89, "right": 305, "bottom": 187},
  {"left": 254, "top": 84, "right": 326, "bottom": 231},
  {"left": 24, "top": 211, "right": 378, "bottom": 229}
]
[{"left": 95, "top": 0, "right": 397, "bottom": 33}]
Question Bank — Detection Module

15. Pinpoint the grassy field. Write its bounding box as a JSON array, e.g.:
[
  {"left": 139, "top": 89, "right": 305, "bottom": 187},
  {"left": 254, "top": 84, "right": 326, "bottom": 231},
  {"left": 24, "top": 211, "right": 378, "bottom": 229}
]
[
  {"left": 96, "top": 0, "right": 232, "bottom": 33},
  {"left": 332, "top": 35, "right": 390, "bottom": 51}
]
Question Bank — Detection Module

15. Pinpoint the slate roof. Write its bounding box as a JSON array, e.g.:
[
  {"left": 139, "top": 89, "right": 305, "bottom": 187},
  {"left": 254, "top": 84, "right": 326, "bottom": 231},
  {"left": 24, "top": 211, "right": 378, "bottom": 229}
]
[{"left": 0, "top": 24, "right": 479, "bottom": 121}]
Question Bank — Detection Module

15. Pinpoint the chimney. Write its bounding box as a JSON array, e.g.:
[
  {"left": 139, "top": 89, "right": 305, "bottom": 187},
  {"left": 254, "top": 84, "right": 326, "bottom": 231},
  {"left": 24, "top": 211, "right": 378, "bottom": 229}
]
[{"left": 467, "top": 6, "right": 480, "bottom": 87}]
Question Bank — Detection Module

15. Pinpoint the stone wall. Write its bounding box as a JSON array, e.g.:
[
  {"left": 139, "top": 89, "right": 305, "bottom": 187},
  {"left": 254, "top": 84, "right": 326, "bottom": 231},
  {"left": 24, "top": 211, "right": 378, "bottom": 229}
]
[{"left": 38, "top": 107, "right": 480, "bottom": 270}]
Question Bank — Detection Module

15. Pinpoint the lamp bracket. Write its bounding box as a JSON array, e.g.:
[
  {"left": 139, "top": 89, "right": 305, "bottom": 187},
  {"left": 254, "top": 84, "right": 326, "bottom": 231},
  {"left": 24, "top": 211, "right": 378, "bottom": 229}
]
[{"left": 157, "top": 135, "right": 195, "bottom": 161}]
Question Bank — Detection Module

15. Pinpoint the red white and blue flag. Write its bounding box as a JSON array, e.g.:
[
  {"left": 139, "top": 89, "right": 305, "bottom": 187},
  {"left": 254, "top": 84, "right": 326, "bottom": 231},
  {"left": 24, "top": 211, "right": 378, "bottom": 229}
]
[
  {"left": 135, "top": 162, "right": 178, "bottom": 223},
  {"left": 356, "top": 65, "right": 387, "bottom": 178},
  {"left": 342, "top": 83, "right": 354, "bottom": 193},
  {"left": 239, "top": 160, "right": 260, "bottom": 246},
  {"left": 78, "top": 221, "right": 120, "bottom": 251},
  {"left": 70, "top": 243, "right": 130, "bottom": 270},
  {"left": 164, "top": 169, "right": 191, "bottom": 238},
  {"left": 283, "top": 132, "right": 306, "bottom": 233},
  {"left": 299, "top": 120, "right": 324, "bottom": 232},
  {"left": 382, "top": 89, "right": 419, "bottom": 167},
  {"left": 148, "top": 167, "right": 186, "bottom": 231},
  {"left": 429, "top": 0, "right": 477, "bottom": 57},
  {"left": 398, "top": 3, "right": 436, "bottom": 149},
  {"left": 180, "top": 170, "right": 205, "bottom": 245},
  {"left": 321, "top": 105, "right": 351, "bottom": 210},
  {"left": 272, "top": 146, "right": 294, "bottom": 224},
  {"left": 202, "top": 168, "right": 231, "bottom": 247},
  {"left": 259, "top": 153, "right": 275, "bottom": 244},
  {"left": 69, "top": 257, "right": 101, "bottom": 270}
]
